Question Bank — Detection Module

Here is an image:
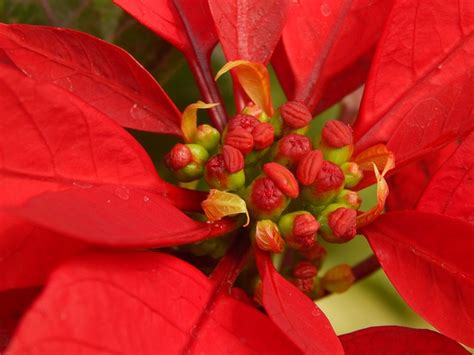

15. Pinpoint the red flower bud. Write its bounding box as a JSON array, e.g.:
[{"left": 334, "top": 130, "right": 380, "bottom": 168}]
[
  {"left": 263, "top": 162, "right": 299, "bottom": 198},
  {"left": 300, "top": 242, "right": 327, "bottom": 265},
  {"left": 255, "top": 219, "right": 285, "bottom": 253},
  {"left": 252, "top": 122, "right": 274, "bottom": 150},
  {"left": 321, "top": 120, "right": 353, "bottom": 148},
  {"left": 296, "top": 150, "right": 323, "bottom": 186},
  {"left": 328, "top": 207, "right": 357, "bottom": 242},
  {"left": 275, "top": 133, "right": 312, "bottom": 168},
  {"left": 292, "top": 214, "right": 320, "bottom": 248},
  {"left": 222, "top": 145, "right": 244, "bottom": 173},
  {"left": 224, "top": 127, "right": 254, "bottom": 154},
  {"left": 293, "top": 261, "right": 318, "bottom": 279},
  {"left": 165, "top": 143, "right": 192, "bottom": 171},
  {"left": 227, "top": 114, "right": 259, "bottom": 133},
  {"left": 246, "top": 177, "right": 288, "bottom": 220},
  {"left": 302, "top": 160, "right": 345, "bottom": 206},
  {"left": 204, "top": 154, "right": 245, "bottom": 191},
  {"left": 280, "top": 101, "right": 312, "bottom": 129}
]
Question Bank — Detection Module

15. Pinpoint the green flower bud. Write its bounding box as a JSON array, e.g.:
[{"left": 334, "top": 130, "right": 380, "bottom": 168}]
[
  {"left": 243, "top": 176, "right": 290, "bottom": 220},
  {"left": 336, "top": 189, "right": 362, "bottom": 209},
  {"left": 341, "top": 162, "right": 363, "bottom": 188},
  {"left": 319, "top": 120, "right": 354, "bottom": 165},
  {"left": 301, "top": 160, "right": 345, "bottom": 207},
  {"left": 204, "top": 153, "right": 245, "bottom": 191},
  {"left": 193, "top": 124, "right": 220, "bottom": 151},
  {"left": 166, "top": 143, "right": 209, "bottom": 182},
  {"left": 318, "top": 203, "right": 357, "bottom": 243},
  {"left": 279, "top": 211, "right": 319, "bottom": 250},
  {"left": 321, "top": 264, "right": 355, "bottom": 293}
]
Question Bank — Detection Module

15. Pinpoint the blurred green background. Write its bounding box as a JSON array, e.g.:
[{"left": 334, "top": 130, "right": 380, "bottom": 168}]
[{"left": 1, "top": 0, "right": 435, "bottom": 337}]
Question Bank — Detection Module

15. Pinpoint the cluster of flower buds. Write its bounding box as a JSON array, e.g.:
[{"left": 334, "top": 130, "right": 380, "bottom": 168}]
[{"left": 165, "top": 99, "right": 364, "bottom": 295}]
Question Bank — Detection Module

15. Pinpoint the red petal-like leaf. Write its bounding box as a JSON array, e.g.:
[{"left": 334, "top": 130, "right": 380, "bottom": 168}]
[
  {"left": 114, "top": 0, "right": 217, "bottom": 55},
  {"left": 0, "top": 215, "right": 87, "bottom": 291},
  {"left": 209, "top": 0, "right": 291, "bottom": 63},
  {"left": 354, "top": 0, "right": 474, "bottom": 167},
  {"left": 363, "top": 211, "right": 474, "bottom": 347},
  {"left": 8, "top": 252, "right": 300, "bottom": 354},
  {"left": 417, "top": 131, "right": 474, "bottom": 222},
  {"left": 0, "top": 287, "right": 40, "bottom": 352},
  {"left": 386, "top": 141, "right": 458, "bottom": 211},
  {"left": 272, "top": 0, "right": 393, "bottom": 114},
  {"left": 113, "top": 0, "right": 227, "bottom": 131},
  {"left": 255, "top": 248, "right": 344, "bottom": 354},
  {"left": 10, "top": 186, "right": 237, "bottom": 248},
  {"left": 0, "top": 24, "right": 181, "bottom": 135},
  {"left": 340, "top": 326, "right": 469, "bottom": 354}
]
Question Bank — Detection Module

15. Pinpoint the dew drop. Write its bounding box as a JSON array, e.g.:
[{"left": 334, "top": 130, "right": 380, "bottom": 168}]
[
  {"left": 320, "top": 2, "right": 331, "bottom": 16},
  {"left": 72, "top": 181, "right": 93, "bottom": 189},
  {"left": 115, "top": 186, "right": 130, "bottom": 200},
  {"left": 20, "top": 67, "right": 31, "bottom": 77},
  {"left": 106, "top": 199, "right": 111, "bottom": 204},
  {"left": 143, "top": 195, "right": 150, "bottom": 203}
]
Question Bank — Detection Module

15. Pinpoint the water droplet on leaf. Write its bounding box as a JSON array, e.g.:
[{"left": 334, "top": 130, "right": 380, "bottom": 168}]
[
  {"left": 320, "top": 2, "right": 331, "bottom": 16},
  {"left": 115, "top": 186, "right": 130, "bottom": 200}
]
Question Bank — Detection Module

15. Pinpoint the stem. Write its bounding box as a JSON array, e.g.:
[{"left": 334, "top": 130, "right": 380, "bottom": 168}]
[
  {"left": 187, "top": 55, "right": 228, "bottom": 132},
  {"left": 352, "top": 254, "right": 380, "bottom": 280},
  {"left": 209, "top": 234, "right": 251, "bottom": 295}
]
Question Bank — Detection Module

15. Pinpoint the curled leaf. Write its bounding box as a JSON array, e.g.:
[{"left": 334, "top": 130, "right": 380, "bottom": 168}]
[
  {"left": 215, "top": 60, "right": 273, "bottom": 116},
  {"left": 356, "top": 153, "right": 395, "bottom": 228},
  {"left": 202, "top": 190, "right": 249, "bottom": 226},
  {"left": 181, "top": 101, "right": 219, "bottom": 143},
  {"left": 353, "top": 144, "right": 394, "bottom": 172}
]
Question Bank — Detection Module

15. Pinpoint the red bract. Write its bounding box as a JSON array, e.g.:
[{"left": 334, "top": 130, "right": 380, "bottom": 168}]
[{"left": 0, "top": 0, "right": 473, "bottom": 353}]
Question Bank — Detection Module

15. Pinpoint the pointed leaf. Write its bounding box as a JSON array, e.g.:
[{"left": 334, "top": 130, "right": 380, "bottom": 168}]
[
  {"left": 9, "top": 186, "right": 237, "bottom": 248},
  {"left": 216, "top": 60, "right": 273, "bottom": 115},
  {"left": 208, "top": 0, "right": 291, "bottom": 63},
  {"left": 0, "top": 215, "right": 87, "bottom": 291},
  {"left": 0, "top": 23, "right": 181, "bottom": 135},
  {"left": 202, "top": 189, "right": 249, "bottom": 226},
  {"left": 340, "top": 326, "right": 469, "bottom": 354},
  {"left": 354, "top": 0, "right": 474, "bottom": 167},
  {"left": 272, "top": 0, "right": 393, "bottom": 114},
  {"left": 417, "top": 131, "right": 474, "bottom": 222},
  {"left": 8, "top": 252, "right": 300, "bottom": 354},
  {"left": 113, "top": 0, "right": 217, "bottom": 55},
  {"left": 363, "top": 211, "right": 474, "bottom": 347},
  {"left": 181, "top": 101, "right": 219, "bottom": 143},
  {"left": 255, "top": 248, "right": 344, "bottom": 354}
]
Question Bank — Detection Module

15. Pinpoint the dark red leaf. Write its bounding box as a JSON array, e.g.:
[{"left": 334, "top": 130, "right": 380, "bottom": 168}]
[
  {"left": 8, "top": 252, "right": 300, "bottom": 354},
  {"left": 113, "top": 0, "right": 217, "bottom": 55},
  {"left": 354, "top": 0, "right": 474, "bottom": 168},
  {"left": 113, "top": 0, "right": 227, "bottom": 131},
  {"left": 9, "top": 186, "right": 237, "bottom": 248},
  {"left": 386, "top": 141, "right": 458, "bottom": 211},
  {"left": 417, "top": 131, "right": 474, "bottom": 222},
  {"left": 0, "top": 215, "right": 87, "bottom": 291},
  {"left": 255, "top": 248, "right": 343, "bottom": 354},
  {"left": 209, "top": 0, "right": 291, "bottom": 63},
  {"left": 0, "top": 287, "right": 41, "bottom": 352},
  {"left": 272, "top": 0, "right": 393, "bottom": 114},
  {"left": 340, "top": 326, "right": 469, "bottom": 354},
  {"left": 363, "top": 211, "right": 474, "bottom": 347},
  {"left": 0, "top": 24, "right": 181, "bottom": 135}
]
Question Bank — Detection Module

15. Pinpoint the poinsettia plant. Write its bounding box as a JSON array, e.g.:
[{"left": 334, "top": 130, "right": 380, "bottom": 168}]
[{"left": 0, "top": 0, "right": 473, "bottom": 353}]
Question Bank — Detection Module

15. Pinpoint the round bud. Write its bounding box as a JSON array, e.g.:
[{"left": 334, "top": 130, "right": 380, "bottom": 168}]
[
  {"left": 336, "top": 189, "right": 362, "bottom": 210},
  {"left": 244, "top": 177, "right": 289, "bottom": 220},
  {"left": 224, "top": 127, "right": 254, "bottom": 155},
  {"left": 319, "top": 120, "right": 354, "bottom": 165},
  {"left": 301, "top": 160, "right": 345, "bottom": 206},
  {"left": 263, "top": 163, "right": 299, "bottom": 198},
  {"left": 252, "top": 123, "right": 274, "bottom": 150},
  {"left": 296, "top": 150, "right": 323, "bottom": 186},
  {"left": 227, "top": 114, "right": 260, "bottom": 133},
  {"left": 204, "top": 153, "right": 245, "bottom": 191},
  {"left": 280, "top": 101, "right": 312, "bottom": 129},
  {"left": 165, "top": 143, "right": 192, "bottom": 171},
  {"left": 292, "top": 261, "right": 318, "bottom": 279},
  {"left": 193, "top": 124, "right": 221, "bottom": 151},
  {"left": 318, "top": 204, "right": 357, "bottom": 243},
  {"left": 279, "top": 211, "right": 319, "bottom": 250},
  {"left": 273, "top": 134, "right": 312, "bottom": 169},
  {"left": 341, "top": 162, "right": 363, "bottom": 188},
  {"left": 166, "top": 143, "right": 209, "bottom": 182},
  {"left": 321, "top": 264, "right": 355, "bottom": 293},
  {"left": 299, "top": 242, "right": 327, "bottom": 266}
]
